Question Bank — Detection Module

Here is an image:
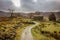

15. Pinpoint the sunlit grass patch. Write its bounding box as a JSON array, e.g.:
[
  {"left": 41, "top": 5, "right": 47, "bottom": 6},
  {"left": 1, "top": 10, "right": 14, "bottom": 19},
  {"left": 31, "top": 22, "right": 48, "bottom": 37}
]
[
  {"left": 31, "top": 21, "right": 60, "bottom": 40},
  {"left": 31, "top": 28, "right": 56, "bottom": 40}
]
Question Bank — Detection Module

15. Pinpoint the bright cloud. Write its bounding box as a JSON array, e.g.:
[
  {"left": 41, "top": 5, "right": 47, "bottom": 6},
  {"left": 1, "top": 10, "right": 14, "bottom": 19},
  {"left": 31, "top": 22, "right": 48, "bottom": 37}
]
[
  {"left": 11, "top": 0, "right": 21, "bottom": 7},
  {"left": 33, "top": 0, "right": 37, "bottom": 2}
]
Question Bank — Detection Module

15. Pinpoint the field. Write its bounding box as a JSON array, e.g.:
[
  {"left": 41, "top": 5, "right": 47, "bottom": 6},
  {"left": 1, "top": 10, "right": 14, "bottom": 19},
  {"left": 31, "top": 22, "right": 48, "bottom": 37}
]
[
  {"left": 0, "top": 17, "right": 33, "bottom": 40},
  {"left": 0, "top": 16, "right": 60, "bottom": 40},
  {"left": 31, "top": 21, "right": 60, "bottom": 40}
]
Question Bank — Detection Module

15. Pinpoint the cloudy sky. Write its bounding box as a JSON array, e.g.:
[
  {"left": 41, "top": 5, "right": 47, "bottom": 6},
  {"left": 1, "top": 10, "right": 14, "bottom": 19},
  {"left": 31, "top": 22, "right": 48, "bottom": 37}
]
[{"left": 0, "top": 0, "right": 60, "bottom": 12}]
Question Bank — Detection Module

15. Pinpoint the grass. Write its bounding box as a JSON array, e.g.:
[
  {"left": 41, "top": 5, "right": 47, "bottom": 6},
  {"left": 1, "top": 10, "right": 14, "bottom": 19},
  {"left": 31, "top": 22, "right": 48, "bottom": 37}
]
[
  {"left": 31, "top": 21, "right": 60, "bottom": 40},
  {"left": 31, "top": 29, "right": 56, "bottom": 40},
  {"left": 14, "top": 24, "right": 30, "bottom": 40},
  {"left": 32, "top": 29, "right": 56, "bottom": 40},
  {"left": 42, "top": 21, "right": 60, "bottom": 33},
  {"left": 0, "top": 17, "right": 33, "bottom": 40}
]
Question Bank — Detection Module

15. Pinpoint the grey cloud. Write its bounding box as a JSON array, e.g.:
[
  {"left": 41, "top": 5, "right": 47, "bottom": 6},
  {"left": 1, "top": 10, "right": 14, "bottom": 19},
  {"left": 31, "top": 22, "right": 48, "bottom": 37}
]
[{"left": 0, "top": 0, "right": 60, "bottom": 12}]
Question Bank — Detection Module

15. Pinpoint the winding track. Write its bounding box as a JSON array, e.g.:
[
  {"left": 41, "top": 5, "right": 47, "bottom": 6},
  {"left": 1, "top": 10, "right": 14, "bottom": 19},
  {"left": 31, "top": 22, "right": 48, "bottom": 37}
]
[{"left": 21, "top": 21, "right": 39, "bottom": 40}]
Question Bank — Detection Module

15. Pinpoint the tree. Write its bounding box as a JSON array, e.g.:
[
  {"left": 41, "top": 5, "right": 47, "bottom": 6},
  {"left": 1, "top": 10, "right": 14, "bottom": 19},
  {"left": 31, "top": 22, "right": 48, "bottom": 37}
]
[
  {"left": 8, "top": 9, "right": 14, "bottom": 17},
  {"left": 49, "top": 13, "right": 56, "bottom": 22}
]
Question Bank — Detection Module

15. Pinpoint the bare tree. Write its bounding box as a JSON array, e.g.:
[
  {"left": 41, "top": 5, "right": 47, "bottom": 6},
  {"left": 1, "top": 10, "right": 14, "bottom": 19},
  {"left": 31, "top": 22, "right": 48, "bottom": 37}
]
[{"left": 8, "top": 9, "right": 14, "bottom": 17}]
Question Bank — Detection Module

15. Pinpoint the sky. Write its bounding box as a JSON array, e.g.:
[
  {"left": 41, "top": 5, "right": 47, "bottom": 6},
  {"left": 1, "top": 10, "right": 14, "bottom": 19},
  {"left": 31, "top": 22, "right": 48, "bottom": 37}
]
[{"left": 0, "top": 0, "right": 60, "bottom": 12}]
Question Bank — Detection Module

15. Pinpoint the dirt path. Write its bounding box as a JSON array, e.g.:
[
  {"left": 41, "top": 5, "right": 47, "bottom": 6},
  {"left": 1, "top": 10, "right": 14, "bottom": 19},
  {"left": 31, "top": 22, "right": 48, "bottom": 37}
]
[{"left": 21, "top": 21, "right": 39, "bottom": 40}]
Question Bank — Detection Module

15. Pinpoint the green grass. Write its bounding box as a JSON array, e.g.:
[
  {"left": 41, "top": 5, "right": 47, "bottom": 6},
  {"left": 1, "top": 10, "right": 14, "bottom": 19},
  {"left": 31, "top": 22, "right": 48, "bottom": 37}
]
[
  {"left": 31, "top": 21, "right": 60, "bottom": 40},
  {"left": 42, "top": 22, "right": 60, "bottom": 33},
  {"left": 31, "top": 29, "right": 56, "bottom": 40}
]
